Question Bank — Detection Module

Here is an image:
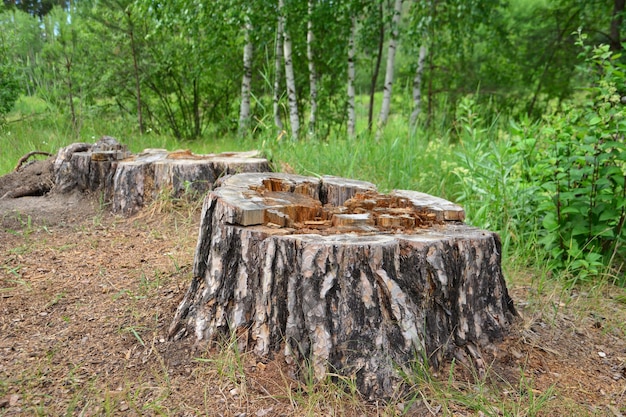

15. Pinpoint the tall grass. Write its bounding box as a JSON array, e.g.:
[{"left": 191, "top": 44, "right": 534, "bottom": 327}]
[
  {"left": 260, "top": 125, "right": 458, "bottom": 197},
  {"left": 1, "top": 97, "right": 251, "bottom": 174}
]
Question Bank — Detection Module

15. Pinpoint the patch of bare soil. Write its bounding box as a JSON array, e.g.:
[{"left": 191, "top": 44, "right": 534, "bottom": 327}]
[{"left": 1, "top": 194, "right": 625, "bottom": 416}]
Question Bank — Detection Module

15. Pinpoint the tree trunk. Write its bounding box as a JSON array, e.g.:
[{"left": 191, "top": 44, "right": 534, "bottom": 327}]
[
  {"left": 376, "top": 0, "right": 403, "bottom": 139},
  {"left": 64, "top": 54, "right": 77, "bottom": 131},
  {"left": 273, "top": 15, "right": 285, "bottom": 131},
  {"left": 611, "top": 0, "right": 625, "bottom": 52},
  {"left": 368, "top": 2, "right": 384, "bottom": 133},
  {"left": 169, "top": 172, "right": 516, "bottom": 399},
  {"left": 306, "top": 0, "right": 318, "bottom": 137},
  {"left": 280, "top": 0, "right": 300, "bottom": 140},
  {"left": 127, "top": 13, "right": 144, "bottom": 135},
  {"left": 239, "top": 9, "right": 254, "bottom": 137},
  {"left": 410, "top": 44, "right": 428, "bottom": 129},
  {"left": 347, "top": 14, "right": 357, "bottom": 138},
  {"left": 53, "top": 137, "right": 129, "bottom": 198},
  {"left": 49, "top": 137, "right": 271, "bottom": 216}
]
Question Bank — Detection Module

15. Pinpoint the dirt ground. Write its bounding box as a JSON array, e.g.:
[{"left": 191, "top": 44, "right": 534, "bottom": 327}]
[{"left": 1, "top": 191, "right": 625, "bottom": 416}]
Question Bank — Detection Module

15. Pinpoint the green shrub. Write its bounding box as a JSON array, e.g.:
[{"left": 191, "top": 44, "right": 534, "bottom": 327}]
[
  {"left": 532, "top": 36, "right": 626, "bottom": 285},
  {"left": 0, "top": 62, "right": 20, "bottom": 119}
]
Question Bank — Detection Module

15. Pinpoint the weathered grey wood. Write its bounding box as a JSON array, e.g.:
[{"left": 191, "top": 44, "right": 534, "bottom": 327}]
[
  {"left": 169, "top": 172, "right": 516, "bottom": 399},
  {"left": 53, "top": 142, "right": 93, "bottom": 193},
  {"left": 13, "top": 151, "right": 53, "bottom": 172},
  {"left": 2, "top": 138, "right": 272, "bottom": 217},
  {"left": 320, "top": 175, "right": 376, "bottom": 206}
]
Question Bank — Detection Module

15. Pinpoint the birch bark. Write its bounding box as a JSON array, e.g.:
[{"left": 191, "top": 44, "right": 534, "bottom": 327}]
[
  {"left": 273, "top": 13, "right": 284, "bottom": 130},
  {"left": 409, "top": 45, "right": 428, "bottom": 129},
  {"left": 169, "top": 172, "right": 517, "bottom": 399},
  {"left": 347, "top": 15, "right": 357, "bottom": 138},
  {"left": 376, "top": 0, "right": 403, "bottom": 139},
  {"left": 280, "top": 0, "right": 300, "bottom": 140},
  {"left": 306, "top": 0, "right": 318, "bottom": 136},
  {"left": 238, "top": 9, "right": 253, "bottom": 137}
]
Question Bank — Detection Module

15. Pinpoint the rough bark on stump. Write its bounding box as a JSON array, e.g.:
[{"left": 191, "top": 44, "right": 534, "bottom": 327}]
[{"left": 169, "top": 173, "right": 516, "bottom": 399}]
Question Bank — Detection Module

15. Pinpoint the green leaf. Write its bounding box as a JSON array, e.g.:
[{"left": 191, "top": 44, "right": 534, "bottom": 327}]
[
  {"left": 571, "top": 224, "right": 588, "bottom": 237},
  {"left": 589, "top": 116, "right": 602, "bottom": 125},
  {"left": 561, "top": 206, "right": 584, "bottom": 215},
  {"left": 542, "top": 212, "right": 559, "bottom": 231},
  {"left": 599, "top": 210, "right": 619, "bottom": 222}
]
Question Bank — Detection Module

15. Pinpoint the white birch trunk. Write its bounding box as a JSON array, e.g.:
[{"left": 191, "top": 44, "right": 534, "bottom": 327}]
[
  {"left": 409, "top": 44, "right": 428, "bottom": 129},
  {"left": 238, "top": 10, "right": 253, "bottom": 137},
  {"left": 273, "top": 14, "right": 284, "bottom": 130},
  {"left": 347, "top": 15, "right": 357, "bottom": 138},
  {"left": 280, "top": 0, "right": 300, "bottom": 140},
  {"left": 307, "top": 0, "right": 318, "bottom": 136},
  {"left": 376, "top": 0, "right": 403, "bottom": 139}
]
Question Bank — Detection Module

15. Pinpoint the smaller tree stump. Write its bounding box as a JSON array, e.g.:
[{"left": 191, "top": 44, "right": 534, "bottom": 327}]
[
  {"left": 112, "top": 149, "right": 271, "bottom": 215},
  {"left": 169, "top": 173, "right": 517, "bottom": 399},
  {"left": 53, "top": 136, "right": 129, "bottom": 197},
  {"left": 44, "top": 136, "right": 272, "bottom": 215}
]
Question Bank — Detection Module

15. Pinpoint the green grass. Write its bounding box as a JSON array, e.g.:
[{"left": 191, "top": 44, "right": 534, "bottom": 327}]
[{"left": 1, "top": 96, "right": 253, "bottom": 175}]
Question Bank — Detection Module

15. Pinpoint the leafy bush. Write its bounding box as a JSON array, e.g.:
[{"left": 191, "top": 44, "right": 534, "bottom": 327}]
[
  {"left": 531, "top": 37, "right": 626, "bottom": 284},
  {"left": 0, "top": 62, "right": 20, "bottom": 120}
]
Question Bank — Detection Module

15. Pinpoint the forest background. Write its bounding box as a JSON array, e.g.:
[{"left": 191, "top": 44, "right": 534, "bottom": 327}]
[{"left": 1, "top": 0, "right": 625, "bottom": 286}]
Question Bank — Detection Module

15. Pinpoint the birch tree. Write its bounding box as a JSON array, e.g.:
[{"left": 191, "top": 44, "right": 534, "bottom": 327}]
[
  {"left": 306, "top": 0, "right": 318, "bottom": 136},
  {"left": 273, "top": 14, "right": 284, "bottom": 130},
  {"left": 376, "top": 0, "right": 403, "bottom": 138},
  {"left": 409, "top": 44, "right": 427, "bottom": 128},
  {"left": 347, "top": 13, "right": 357, "bottom": 138},
  {"left": 280, "top": 0, "right": 300, "bottom": 140},
  {"left": 238, "top": 7, "right": 253, "bottom": 137}
]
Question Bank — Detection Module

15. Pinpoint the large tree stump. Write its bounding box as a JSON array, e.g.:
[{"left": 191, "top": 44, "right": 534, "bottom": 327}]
[{"left": 169, "top": 173, "right": 517, "bottom": 399}]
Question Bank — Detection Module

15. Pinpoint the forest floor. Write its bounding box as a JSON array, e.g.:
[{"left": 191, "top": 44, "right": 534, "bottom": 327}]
[{"left": 1, "top": 191, "right": 625, "bottom": 416}]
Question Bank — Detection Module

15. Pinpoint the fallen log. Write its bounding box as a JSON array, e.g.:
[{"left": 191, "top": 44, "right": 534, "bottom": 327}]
[
  {"left": 169, "top": 172, "right": 517, "bottom": 399},
  {"left": 0, "top": 158, "right": 54, "bottom": 200}
]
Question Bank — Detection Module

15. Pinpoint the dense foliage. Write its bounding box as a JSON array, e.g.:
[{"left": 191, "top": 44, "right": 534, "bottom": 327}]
[{"left": 534, "top": 38, "right": 626, "bottom": 284}]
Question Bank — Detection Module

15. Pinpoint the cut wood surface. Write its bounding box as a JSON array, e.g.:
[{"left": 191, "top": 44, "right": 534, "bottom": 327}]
[{"left": 170, "top": 173, "right": 517, "bottom": 399}]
